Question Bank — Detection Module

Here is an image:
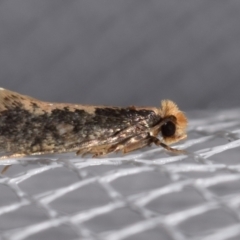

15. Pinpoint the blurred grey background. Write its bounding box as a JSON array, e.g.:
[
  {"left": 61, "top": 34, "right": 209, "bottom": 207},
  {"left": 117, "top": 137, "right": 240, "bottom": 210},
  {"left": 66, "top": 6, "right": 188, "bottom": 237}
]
[{"left": 0, "top": 0, "right": 240, "bottom": 110}]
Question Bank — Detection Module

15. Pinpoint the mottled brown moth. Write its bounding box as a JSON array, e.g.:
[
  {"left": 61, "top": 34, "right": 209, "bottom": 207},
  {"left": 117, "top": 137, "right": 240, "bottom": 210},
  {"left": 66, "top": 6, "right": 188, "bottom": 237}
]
[{"left": 0, "top": 88, "right": 187, "bottom": 159}]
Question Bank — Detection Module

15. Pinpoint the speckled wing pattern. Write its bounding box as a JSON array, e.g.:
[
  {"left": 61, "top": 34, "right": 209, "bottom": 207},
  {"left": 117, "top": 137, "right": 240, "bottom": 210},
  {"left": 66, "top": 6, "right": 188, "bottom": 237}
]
[{"left": 0, "top": 88, "right": 162, "bottom": 157}]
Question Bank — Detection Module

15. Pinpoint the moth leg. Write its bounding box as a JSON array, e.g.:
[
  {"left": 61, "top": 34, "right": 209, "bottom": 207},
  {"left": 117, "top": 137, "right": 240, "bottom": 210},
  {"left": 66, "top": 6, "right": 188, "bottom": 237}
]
[
  {"left": 106, "top": 133, "right": 150, "bottom": 154},
  {"left": 1, "top": 165, "right": 11, "bottom": 174},
  {"left": 76, "top": 139, "right": 107, "bottom": 155},
  {"left": 75, "top": 122, "right": 149, "bottom": 157},
  {"left": 91, "top": 133, "right": 151, "bottom": 156},
  {"left": 76, "top": 140, "right": 117, "bottom": 157},
  {"left": 0, "top": 153, "right": 28, "bottom": 174},
  {"left": 121, "top": 137, "right": 151, "bottom": 154},
  {"left": 75, "top": 130, "right": 142, "bottom": 157},
  {"left": 149, "top": 136, "right": 186, "bottom": 154},
  {"left": 87, "top": 145, "right": 114, "bottom": 157},
  {"left": 76, "top": 134, "right": 147, "bottom": 157},
  {"left": 79, "top": 139, "right": 133, "bottom": 157}
]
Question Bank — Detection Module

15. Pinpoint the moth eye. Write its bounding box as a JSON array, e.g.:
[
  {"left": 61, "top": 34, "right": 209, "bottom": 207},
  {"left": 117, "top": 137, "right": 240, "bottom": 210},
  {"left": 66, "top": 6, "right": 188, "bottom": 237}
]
[{"left": 161, "top": 121, "right": 176, "bottom": 137}]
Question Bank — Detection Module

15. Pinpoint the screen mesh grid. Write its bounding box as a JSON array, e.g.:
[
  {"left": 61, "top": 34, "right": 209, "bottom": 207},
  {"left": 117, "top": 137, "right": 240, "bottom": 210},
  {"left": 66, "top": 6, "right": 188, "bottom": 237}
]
[{"left": 1, "top": 108, "right": 240, "bottom": 240}]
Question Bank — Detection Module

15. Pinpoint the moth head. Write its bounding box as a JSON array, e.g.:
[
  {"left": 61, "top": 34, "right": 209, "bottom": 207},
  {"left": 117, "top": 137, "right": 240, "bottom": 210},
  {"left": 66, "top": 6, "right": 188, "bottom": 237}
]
[{"left": 159, "top": 100, "right": 187, "bottom": 144}]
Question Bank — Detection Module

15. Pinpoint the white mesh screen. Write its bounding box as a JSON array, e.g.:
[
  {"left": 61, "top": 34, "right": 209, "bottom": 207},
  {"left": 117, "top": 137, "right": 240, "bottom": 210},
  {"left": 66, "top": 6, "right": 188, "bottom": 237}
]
[{"left": 1, "top": 108, "right": 240, "bottom": 240}]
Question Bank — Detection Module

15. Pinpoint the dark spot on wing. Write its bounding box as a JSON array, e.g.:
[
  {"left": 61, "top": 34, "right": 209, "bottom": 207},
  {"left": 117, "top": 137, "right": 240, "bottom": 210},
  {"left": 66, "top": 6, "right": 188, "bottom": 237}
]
[
  {"left": 30, "top": 102, "right": 40, "bottom": 110},
  {"left": 4, "top": 96, "right": 10, "bottom": 101},
  {"left": 0, "top": 106, "right": 92, "bottom": 153}
]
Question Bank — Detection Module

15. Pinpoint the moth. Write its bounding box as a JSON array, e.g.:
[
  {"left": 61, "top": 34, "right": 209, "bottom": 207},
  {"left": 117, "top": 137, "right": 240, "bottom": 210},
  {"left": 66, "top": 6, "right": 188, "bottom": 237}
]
[{"left": 0, "top": 88, "right": 187, "bottom": 158}]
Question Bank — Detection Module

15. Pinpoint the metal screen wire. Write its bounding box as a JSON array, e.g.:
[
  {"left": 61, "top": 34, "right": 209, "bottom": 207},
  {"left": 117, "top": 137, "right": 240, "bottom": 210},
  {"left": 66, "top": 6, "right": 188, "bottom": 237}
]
[{"left": 1, "top": 108, "right": 240, "bottom": 240}]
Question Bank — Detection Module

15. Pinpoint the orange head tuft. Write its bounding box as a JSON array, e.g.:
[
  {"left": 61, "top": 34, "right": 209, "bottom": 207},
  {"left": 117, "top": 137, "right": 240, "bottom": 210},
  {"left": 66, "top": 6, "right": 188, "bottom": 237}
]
[{"left": 158, "top": 100, "right": 187, "bottom": 144}]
